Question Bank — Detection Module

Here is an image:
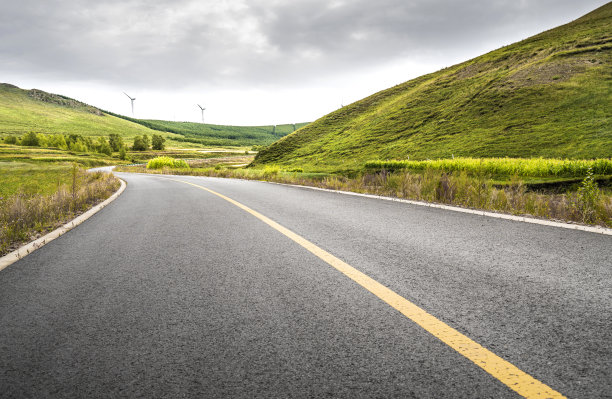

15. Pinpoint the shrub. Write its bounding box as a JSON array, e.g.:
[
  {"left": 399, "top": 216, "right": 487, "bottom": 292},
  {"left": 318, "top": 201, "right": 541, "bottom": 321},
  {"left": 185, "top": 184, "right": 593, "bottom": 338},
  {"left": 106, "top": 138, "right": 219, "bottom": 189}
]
[
  {"left": 572, "top": 167, "right": 601, "bottom": 223},
  {"left": 142, "top": 134, "right": 150, "bottom": 150},
  {"left": 21, "top": 131, "right": 40, "bottom": 146},
  {"left": 4, "top": 135, "right": 17, "bottom": 144},
  {"left": 132, "top": 136, "right": 147, "bottom": 151},
  {"left": 108, "top": 133, "right": 124, "bottom": 152},
  {"left": 96, "top": 137, "right": 112, "bottom": 156},
  {"left": 146, "top": 156, "right": 189, "bottom": 169},
  {"left": 262, "top": 165, "right": 280, "bottom": 178},
  {"left": 151, "top": 134, "right": 165, "bottom": 150},
  {"left": 49, "top": 134, "right": 68, "bottom": 149},
  {"left": 69, "top": 140, "right": 88, "bottom": 153}
]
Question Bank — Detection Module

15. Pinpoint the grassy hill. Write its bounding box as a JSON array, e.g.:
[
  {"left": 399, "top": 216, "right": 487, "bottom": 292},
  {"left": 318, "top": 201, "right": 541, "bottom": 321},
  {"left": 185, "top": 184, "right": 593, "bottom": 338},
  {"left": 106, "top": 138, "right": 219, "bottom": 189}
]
[
  {"left": 254, "top": 3, "right": 612, "bottom": 172},
  {"left": 108, "top": 115, "right": 309, "bottom": 147},
  {"left": 0, "top": 83, "right": 308, "bottom": 147},
  {"left": 0, "top": 83, "right": 188, "bottom": 143}
]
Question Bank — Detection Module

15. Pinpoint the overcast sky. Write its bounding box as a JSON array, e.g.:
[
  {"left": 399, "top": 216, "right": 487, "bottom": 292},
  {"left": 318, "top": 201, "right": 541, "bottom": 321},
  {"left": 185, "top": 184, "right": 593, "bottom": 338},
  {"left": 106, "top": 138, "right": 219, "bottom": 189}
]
[{"left": 0, "top": 0, "right": 607, "bottom": 125}]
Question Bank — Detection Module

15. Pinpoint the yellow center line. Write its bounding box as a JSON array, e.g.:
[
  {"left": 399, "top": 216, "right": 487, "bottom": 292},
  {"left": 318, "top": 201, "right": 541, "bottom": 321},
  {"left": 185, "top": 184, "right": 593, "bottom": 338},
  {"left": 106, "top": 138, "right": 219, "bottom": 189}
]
[{"left": 173, "top": 178, "right": 565, "bottom": 399}]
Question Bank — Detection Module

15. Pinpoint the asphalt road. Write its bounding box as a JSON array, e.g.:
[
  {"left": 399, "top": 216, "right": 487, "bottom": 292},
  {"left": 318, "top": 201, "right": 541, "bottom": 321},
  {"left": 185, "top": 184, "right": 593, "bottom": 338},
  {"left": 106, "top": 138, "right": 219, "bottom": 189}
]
[{"left": 1, "top": 173, "right": 610, "bottom": 398}]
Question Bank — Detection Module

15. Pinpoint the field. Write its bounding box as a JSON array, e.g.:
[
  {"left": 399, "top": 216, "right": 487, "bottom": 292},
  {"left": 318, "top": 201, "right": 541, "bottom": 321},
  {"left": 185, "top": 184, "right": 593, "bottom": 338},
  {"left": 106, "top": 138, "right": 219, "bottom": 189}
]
[
  {"left": 254, "top": 3, "right": 612, "bottom": 172},
  {"left": 0, "top": 158, "right": 121, "bottom": 255},
  {"left": 0, "top": 140, "right": 128, "bottom": 255},
  {"left": 1, "top": 162, "right": 75, "bottom": 197}
]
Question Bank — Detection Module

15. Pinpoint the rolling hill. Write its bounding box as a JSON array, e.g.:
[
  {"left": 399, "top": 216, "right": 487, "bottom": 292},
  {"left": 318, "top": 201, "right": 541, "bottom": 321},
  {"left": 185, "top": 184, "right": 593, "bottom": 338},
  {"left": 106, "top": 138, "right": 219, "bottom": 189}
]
[
  {"left": 0, "top": 83, "right": 177, "bottom": 142},
  {"left": 108, "top": 115, "right": 310, "bottom": 147},
  {"left": 0, "top": 84, "right": 306, "bottom": 147},
  {"left": 254, "top": 3, "right": 612, "bottom": 172}
]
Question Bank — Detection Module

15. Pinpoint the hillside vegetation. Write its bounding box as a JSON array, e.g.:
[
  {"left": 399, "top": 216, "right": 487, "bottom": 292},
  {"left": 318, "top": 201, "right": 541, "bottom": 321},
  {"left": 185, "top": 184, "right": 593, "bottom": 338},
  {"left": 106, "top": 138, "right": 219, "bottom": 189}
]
[
  {"left": 110, "top": 116, "right": 309, "bottom": 147},
  {"left": 0, "top": 83, "right": 185, "bottom": 143},
  {"left": 254, "top": 3, "right": 612, "bottom": 172},
  {"left": 0, "top": 83, "right": 307, "bottom": 147}
]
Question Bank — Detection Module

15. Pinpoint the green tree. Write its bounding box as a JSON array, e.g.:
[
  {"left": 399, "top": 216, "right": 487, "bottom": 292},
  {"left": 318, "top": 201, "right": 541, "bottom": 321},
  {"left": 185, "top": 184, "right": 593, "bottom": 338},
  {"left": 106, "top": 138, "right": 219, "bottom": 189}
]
[
  {"left": 119, "top": 147, "right": 127, "bottom": 160},
  {"left": 21, "top": 131, "right": 40, "bottom": 146},
  {"left": 70, "top": 140, "right": 87, "bottom": 152},
  {"left": 108, "top": 133, "right": 124, "bottom": 152},
  {"left": 132, "top": 135, "right": 147, "bottom": 151},
  {"left": 4, "top": 135, "right": 17, "bottom": 144},
  {"left": 96, "top": 137, "right": 112, "bottom": 156},
  {"left": 142, "top": 134, "right": 150, "bottom": 150},
  {"left": 151, "top": 134, "right": 165, "bottom": 150},
  {"left": 49, "top": 134, "right": 68, "bottom": 149}
]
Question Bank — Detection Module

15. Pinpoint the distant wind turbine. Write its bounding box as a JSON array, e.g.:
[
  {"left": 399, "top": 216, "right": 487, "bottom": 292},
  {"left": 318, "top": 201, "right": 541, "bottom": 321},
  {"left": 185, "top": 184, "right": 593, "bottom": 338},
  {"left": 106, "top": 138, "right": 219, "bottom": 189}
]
[
  {"left": 123, "top": 92, "right": 136, "bottom": 116},
  {"left": 197, "top": 104, "right": 206, "bottom": 123}
]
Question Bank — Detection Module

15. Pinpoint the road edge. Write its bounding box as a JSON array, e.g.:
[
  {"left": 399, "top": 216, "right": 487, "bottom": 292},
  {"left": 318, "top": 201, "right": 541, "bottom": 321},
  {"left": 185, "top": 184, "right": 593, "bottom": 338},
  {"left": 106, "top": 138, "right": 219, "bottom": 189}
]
[
  {"left": 118, "top": 171, "right": 612, "bottom": 236},
  {"left": 266, "top": 181, "right": 612, "bottom": 236},
  {"left": 0, "top": 178, "right": 127, "bottom": 272}
]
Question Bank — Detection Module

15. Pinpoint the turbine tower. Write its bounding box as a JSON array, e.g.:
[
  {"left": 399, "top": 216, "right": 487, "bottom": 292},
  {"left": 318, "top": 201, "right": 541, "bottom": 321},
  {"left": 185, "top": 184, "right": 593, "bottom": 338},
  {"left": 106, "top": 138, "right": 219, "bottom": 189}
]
[
  {"left": 197, "top": 104, "right": 206, "bottom": 123},
  {"left": 123, "top": 92, "right": 136, "bottom": 116}
]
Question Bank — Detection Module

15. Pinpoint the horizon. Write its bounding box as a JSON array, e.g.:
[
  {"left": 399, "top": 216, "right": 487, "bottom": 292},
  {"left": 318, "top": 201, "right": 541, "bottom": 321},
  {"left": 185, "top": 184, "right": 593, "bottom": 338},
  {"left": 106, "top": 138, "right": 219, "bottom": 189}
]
[{"left": 1, "top": 0, "right": 607, "bottom": 125}]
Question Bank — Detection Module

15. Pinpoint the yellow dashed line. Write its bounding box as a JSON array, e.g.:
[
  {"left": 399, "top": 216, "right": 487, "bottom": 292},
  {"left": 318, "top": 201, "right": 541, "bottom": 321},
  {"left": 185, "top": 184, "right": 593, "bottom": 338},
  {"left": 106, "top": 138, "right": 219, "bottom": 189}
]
[{"left": 175, "top": 178, "right": 565, "bottom": 399}]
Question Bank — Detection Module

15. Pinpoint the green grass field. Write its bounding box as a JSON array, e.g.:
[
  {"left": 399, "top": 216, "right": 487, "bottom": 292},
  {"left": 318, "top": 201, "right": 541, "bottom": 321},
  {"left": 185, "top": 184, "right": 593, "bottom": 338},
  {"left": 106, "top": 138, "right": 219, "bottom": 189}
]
[
  {"left": 0, "top": 162, "right": 74, "bottom": 197},
  {"left": 0, "top": 143, "right": 123, "bottom": 166},
  {"left": 254, "top": 3, "right": 612, "bottom": 172}
]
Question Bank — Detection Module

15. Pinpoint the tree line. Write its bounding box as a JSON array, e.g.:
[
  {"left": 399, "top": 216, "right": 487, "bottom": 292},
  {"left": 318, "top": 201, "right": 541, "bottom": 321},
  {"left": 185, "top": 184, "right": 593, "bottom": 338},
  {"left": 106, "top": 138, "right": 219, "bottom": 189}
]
[{"left": 2, "top": 132, "right": 167, "bottom": 159}]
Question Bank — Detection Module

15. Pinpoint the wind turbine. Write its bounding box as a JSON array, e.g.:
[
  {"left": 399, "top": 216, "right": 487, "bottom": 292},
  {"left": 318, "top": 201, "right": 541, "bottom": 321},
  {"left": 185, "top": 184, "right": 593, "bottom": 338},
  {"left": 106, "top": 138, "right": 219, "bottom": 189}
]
[
  {"left": 197, "top": 104, "right": 206, "bottom": 123},
  {"left": 123, "top": 92, "right": 136, "bottom": 116}
]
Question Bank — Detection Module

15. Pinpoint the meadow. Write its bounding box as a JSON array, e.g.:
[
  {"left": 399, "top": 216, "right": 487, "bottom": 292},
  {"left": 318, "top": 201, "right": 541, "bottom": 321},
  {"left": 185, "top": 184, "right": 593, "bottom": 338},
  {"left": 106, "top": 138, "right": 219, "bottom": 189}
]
[{"left": 0, "top": 138, "right": 128, "bottom": 255}]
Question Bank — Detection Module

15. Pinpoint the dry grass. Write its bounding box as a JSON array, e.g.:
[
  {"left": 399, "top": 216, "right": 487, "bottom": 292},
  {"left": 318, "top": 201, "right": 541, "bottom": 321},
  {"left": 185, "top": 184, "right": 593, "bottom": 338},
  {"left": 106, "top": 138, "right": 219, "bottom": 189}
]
[
  {"left": 0, "top": 169, "right": 120, "bottom": 255},
  {"left": 116, "top": 165, "right": 612, "bottom": 228}
]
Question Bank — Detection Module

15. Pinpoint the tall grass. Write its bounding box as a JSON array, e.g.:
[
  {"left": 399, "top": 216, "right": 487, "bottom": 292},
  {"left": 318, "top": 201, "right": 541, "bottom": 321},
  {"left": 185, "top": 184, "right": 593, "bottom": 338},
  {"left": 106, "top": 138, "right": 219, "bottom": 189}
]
[
  {"left": 0, "top": 169, "right": 120, "bottom": 255},
  {"left": 117, "top": 164, "right": 612, "bottom": 227},
  {"left": 365, "top": 158, "right": 612, "bottom": 178}
]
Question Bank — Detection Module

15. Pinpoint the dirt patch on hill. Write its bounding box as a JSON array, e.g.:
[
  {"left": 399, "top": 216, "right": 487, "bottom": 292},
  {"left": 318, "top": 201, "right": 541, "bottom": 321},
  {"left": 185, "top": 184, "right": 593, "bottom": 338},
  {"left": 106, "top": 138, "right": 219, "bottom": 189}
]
[{"left": 503, "top": 57, "right": 600, "bottom": 88}]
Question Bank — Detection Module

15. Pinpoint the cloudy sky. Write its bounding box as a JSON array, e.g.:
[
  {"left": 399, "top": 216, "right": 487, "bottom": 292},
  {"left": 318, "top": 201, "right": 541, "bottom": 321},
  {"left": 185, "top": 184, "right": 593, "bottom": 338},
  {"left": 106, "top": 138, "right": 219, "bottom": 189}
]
[{"left": 1, "top": 0, "right": 607, "bottom": 125}]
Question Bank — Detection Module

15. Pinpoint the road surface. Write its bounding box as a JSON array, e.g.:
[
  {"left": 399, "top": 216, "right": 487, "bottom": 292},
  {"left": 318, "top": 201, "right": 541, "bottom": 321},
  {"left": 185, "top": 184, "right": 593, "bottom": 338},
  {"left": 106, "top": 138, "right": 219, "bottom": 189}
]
[{"left": 1, "top": 173, "right": 610, "bottom": 398}]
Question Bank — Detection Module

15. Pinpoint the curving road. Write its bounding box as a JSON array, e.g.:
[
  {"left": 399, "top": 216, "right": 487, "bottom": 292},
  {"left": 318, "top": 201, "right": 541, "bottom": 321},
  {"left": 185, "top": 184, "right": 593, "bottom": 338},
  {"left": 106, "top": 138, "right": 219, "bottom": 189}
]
[{"left": 1, "top": 172, "right": 610, "bottom": 398}]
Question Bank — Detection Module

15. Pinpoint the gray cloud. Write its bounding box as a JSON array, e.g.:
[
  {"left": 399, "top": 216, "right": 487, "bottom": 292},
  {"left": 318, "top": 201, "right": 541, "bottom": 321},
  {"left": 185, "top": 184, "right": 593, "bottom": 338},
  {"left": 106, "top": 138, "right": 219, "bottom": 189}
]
[{"left": 0, "top": 0, "right": 607, "bottom": 90}]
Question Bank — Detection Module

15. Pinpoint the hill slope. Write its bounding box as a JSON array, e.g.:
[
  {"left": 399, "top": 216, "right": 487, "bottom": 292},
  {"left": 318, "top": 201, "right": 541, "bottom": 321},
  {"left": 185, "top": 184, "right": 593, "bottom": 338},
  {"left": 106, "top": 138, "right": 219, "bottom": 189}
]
[
  {"left": 0, "top": 83, "right": 174, "bottom": 141},
  {"left": 108, "top": 115, "right": 309, "bottom": 147},
  {"left": 0, "top": 84, "right": 307, "bottom": 147},
  {"left": 254, "top": 3, "right": 612, "bottom": 172}
]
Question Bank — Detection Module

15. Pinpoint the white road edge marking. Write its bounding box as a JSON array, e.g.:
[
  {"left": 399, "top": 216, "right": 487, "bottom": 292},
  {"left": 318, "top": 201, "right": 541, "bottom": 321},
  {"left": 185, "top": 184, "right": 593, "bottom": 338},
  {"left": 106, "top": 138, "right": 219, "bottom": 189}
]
[
  {"left": 266, "top": 181, "right": 612, "bottom": 236},
  {"left": 0, "top": 178, "right": 127, "bottom": 272}
]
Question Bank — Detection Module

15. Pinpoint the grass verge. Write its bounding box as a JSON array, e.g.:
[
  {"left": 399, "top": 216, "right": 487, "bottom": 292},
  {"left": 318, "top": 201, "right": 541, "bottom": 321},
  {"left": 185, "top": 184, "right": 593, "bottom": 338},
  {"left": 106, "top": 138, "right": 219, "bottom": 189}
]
[
  {"left": 0, "top": 166, "right": 121, "bottom": 256},
  {"left": 116, "top": 164, "right": 612, "bottom": 228}
]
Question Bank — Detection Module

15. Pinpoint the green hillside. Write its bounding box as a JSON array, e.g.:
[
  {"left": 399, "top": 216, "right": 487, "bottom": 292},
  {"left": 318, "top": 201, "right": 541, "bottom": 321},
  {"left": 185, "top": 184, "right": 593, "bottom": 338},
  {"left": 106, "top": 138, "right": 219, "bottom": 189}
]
[
  {"left": 0, "top": 83, "right": 308, "bottom": 147},
  {"left": 109, "top": 116, "right": 309, "bottom": 147},
  {"left": 254, "top": 3, "right": 612, "bottom": 172},
  {"left": 0, "top": 83, "right": 187, "bottom": 143}
]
